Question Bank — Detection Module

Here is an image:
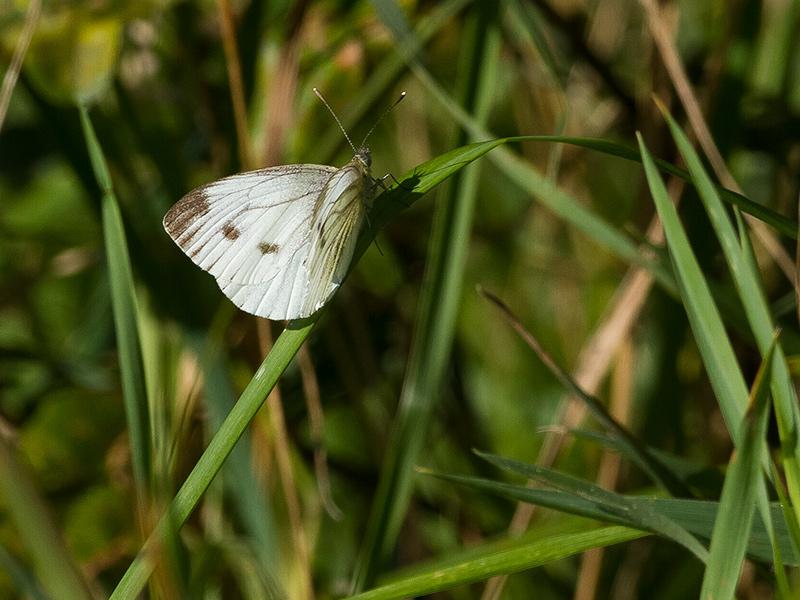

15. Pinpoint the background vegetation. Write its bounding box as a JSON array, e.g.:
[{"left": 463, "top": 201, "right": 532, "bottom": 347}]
[{"left": 1, "top": 0, "right": 800, "bottom": 598}]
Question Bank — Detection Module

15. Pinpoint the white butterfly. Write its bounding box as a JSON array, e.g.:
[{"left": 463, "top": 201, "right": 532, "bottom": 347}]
[{"left": 163, "top": 89, "right": 403, "bottom": 321}]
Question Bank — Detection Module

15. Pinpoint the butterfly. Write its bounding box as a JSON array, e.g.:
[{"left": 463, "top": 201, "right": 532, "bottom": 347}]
[{"left": 163, "top": 89, "right": 404, "bottom": 321}]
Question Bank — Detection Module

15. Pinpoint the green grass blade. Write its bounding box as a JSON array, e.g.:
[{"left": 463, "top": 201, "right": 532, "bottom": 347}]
[
  {"left": 79, "top": 106, "right": 151, "bottom": 501},
  {"left": 700, "top": 338, "right": 775, "bottom": 600},
  {"left": 0, "top": 543, "right": 49, "bottom": 600},
  {"left": 637, "top": 134, "right": 750, "bottom": 441},
  {"left": 109, "top": 321, "right": 314, "bottom": 600},
  {"left": 405, "top": 62, "right": 679, "bottom": 295},
  {"left": 0, "top": 437, "right": 92, "bottom": 600},
  {"left": 509, "top": 136, "right": 797, "bottom": 239},
  {"left": 480, "top": 288, "right": 691, "bottom": 497},
  {"left": 424, "top": 469, "right": 797, "bottom": 565},
  {"left": 188, "top": 332, "right": 284, "bottom": 599},
  {"left": 352, "top": 5, "right": 500, "bottom": 589},
  {"left": 346, "top": 526, "right": 644, "bottom": 600},
  {"left": 475, "top": 452, "right": 708, "bottom": 562},
  {"left": 397, "top": 65, "right": 798, "bottom": 239},
  {"left": 660, "top": 108, "right": 800, "bottom": 518},
  {"left": 638, "top": 134, "right": 792, "bottom": 580},
  {"left": 566, "top": 428, "right": 716, "bottom": 493}
]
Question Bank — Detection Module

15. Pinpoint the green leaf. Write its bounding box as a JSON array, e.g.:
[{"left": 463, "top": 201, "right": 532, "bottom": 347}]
[
  {"left": 346, "top": 525, "right": 644, "bottom": 600},
  {"left": 479, "top": 288, "right": 691, "bottom": 498},
  {"left": 519, "top": 135, "right": 797, "bottom": 239},
  {"left": 79, "top": 106, "right": 151, "bottom": 499},
  {"left": 637, "top": 133, "right": 750, "bottom": 444},
  {"left": 659, "top": 107, "right": 800, "bottom": 522},
  {"left": 403, "top": 59, "right": 797, "bottom": 240},
  {"left": 475, "top": 451, "right": 708, "bottom": 563},
  {"left": 700, "top": 338, "right": 775, "bottom": 600},
  {"left": 0, "top": 437, "right": 92, "bottom": 600},
  {"left": 423, "top": 467, "right": 797, "bottom": 566}
]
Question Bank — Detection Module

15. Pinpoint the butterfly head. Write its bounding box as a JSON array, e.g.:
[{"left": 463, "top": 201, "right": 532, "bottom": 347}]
[{"left": 355, "top": 146, "right": 372, "bottom": 169}]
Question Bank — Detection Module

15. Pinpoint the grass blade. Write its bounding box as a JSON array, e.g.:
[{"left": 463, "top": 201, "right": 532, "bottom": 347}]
[
  {"left": 638, "top": 132, "right": 790, "bottom": 583},
  {"left": 479, "top": 287, "right": 691, "bottom": 497},
  {"left": 0, "top": 437, "right": 92, "bottom": 600},
  {"left": 423, "top": 468, "right": 797, "bottom": 565},
  {"left": 474, "top": 452, "right": 708, "bottom": 563},
  {"left": 660, "top": 107, "right": 800, "bottom": 520},
  {"left": 346, "top": 526, "right": 644, "bottom": 600},
  {"left": 700, "top": 338, "right": 775, "bottom": 600},
  {"left": 79, "top": 106, "right": 151, "bottom": 502},
  {"left": 403, "top": 62, "right": 679, "bottom": 295},
  {"left": 513, "top": 136, "right": 797, "bottom": 239},
  {"left": 636, "top": 133, "right": 750, "bottom": 442}
]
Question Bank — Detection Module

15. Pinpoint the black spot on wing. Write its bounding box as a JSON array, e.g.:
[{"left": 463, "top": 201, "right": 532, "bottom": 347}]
[
  {"left": 221, "top": 221, "right": 240, "bottom": 240},
  {"left": 163, "top": 189, "right": 210, "bottom": 241},
  {"left": 258, "top": 242, "right": 279, "bottom": 254}
]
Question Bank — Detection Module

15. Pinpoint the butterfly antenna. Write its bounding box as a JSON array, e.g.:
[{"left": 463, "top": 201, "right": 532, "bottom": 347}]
[
  {"left": 313, "top": 87, "right": 357, "bottom": 154},
  {"left": 359, "top": 91, "right": 406, "bottom": 148}
]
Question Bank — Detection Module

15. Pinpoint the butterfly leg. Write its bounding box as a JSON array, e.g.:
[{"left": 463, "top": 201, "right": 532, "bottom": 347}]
[{"left": 382, "top": 172, "right": 414, "bottom": 192}]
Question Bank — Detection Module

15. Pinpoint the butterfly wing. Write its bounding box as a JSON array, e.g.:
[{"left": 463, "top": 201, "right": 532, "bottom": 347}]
[
  {"left": 301, "top": 161, "right": 370, "bottom": 316},
  {"left": 163, "top": 164, "right": 337, "bottom": 320}
]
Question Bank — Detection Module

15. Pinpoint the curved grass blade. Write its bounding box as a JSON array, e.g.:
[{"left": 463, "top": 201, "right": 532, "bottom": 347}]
[
  {"left": 345, "top": 526, "right": 644, "bottom": 600},
  {"left": 518, "top": 135, "right": 797, "bottom": 239},
  {"left": 79, "top": 106, "right": 151, "bottom": 502},
  {"left": 479, "top": 287, "right": 691, "bottom": 497},
  {"left": 701, "top": 338, "right": 776, "bottom": 600},
  {"left": 423, "top": 469, "right": 797, "bottom": 565},
  {"left": 566, "top": 428, "right": 723, "bottom": 494},
  {"left": 393, "top": 68, "right": 797, "bottom": 241},
  {"left": 403, "top": 62, "right": 679, "bottom": 295},
  {"left": 475, "top": 451, "right": 708, "bottom": 563}
]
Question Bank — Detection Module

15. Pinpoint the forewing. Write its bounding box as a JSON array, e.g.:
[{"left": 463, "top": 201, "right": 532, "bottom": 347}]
[
  {"left": 163, "top": 164, "right": 336, "bottom": 319},
  {"left": 301, "top": 164, "right": 368, "bottom": 316}
]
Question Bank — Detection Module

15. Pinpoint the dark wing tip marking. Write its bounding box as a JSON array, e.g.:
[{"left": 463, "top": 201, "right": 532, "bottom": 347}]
[
  {"left": 164, "top": 189, "right": 211, "bottom": 240},
  {"left": 258, "top": 242, "right": 280, "bottom": 254},
  {"left": 221, "top": 220, "right": 240, "bottom": 240}
]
